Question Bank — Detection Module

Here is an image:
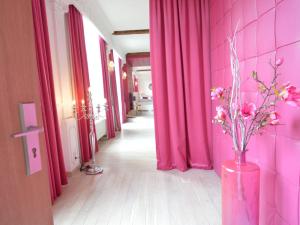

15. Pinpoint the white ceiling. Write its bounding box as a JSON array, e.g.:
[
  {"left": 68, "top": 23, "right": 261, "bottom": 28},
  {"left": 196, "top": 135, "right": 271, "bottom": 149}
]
[
  {"left": 112, "top": 35, "right": 150, "bottom": 53},
  {"left": 96, "top": 0, "right": 150, "bottom": 54}
]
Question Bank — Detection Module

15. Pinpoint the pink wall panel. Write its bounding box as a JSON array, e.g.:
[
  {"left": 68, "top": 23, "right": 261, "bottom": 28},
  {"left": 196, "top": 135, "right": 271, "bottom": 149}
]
[
  {"left": 209, "top": 0, "right": 300, "bottom": 224},
  {"left": 257, "top": 9, "right": 276, "bottom": 55},
  {"left": 224, "top": 12, "right": 232, "bottom": 39},
  {"left": 256, "top": 0, "right": 275, "bottom": 16},
  {"left": 216, "top": 21, "right": 225, "bottom": 46},
  {"left": 276, "top": 42, "right": 300, "bottom": 86},
  {"left": 243, "top": 0, "right": 258, "bottom": 25},
  {"left": 276, "top": 102, "right": 300, "bottom": 140},
  {"left": 256, "top": 135, "right": 276, "bottom": 170},
  {"left": 236, "top": 29, "right": 245, "bottom": 60},
  {"left": 275, "top": 175, "right": 299, "bottom": 225},
  {"left": 260, "top": 168, "right": 276, "bottom": 205},
  {"left": 224, "top": 0, "right": 232, "bottom": 13},
  {"left": 276, "top": 137, "right": 300, "bottom": 185},
  {"left": 231, "top": 0, "right": 244, "bottom": 30},
  {"left": 257, "top": 51, "right": 276, "bottom": 84},
  {"left": 242, "top": 57, "right": 257, "bottom": 92},
  {"left": 276, "top": 0, "right": 300, "bottom": 47},
  {"left": 215, "top": 0, "right": 224, "bottom": 22},
  {"left": 244, "top": 21, "right": 257, "bottom": 59}
]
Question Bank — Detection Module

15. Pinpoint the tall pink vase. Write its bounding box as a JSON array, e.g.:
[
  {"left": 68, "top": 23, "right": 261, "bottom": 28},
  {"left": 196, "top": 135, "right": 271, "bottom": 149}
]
[{"left": 222, "top": 151, "right": 260, "bottom": 225}]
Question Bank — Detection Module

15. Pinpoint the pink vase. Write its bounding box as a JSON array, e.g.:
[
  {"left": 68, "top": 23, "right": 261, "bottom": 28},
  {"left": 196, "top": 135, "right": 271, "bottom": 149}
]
[{"left": 222, "top": 151, "right": 260, "bottom": 225}]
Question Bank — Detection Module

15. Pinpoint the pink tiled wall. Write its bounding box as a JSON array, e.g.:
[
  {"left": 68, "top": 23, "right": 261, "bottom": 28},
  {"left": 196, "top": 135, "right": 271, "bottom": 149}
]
[{"left": 209, "top": 0, "right": 300, "bottom": 224}]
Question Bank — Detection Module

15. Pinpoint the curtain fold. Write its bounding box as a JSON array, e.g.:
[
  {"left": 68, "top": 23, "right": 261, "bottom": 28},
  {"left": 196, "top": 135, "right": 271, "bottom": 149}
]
[
  {"left": 119, "top": 59, "right": 127, "bottom": 123},
  {"left": 32, "top": 0, "right": 67, "bottom": 202},
  {"left": 150, "top": 0, "right": 212, "bottom": 171},
  {"left": 123, "top": 64, "right": 130, "bottom": 114},
  {"left": 68, "top": 5, "right": 98, "bottom": 162},
  {"left": 109, "top": 50, "right": 121, "bottom": 131},
  {"left": 99, "top": 38, "right": 116, "bottom": 138}
]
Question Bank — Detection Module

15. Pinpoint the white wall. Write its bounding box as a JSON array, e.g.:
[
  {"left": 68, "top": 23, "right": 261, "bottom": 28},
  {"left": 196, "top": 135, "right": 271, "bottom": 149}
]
[
  {"left": 113, "top": 51, "right": 123, "bottom": 125},
  {"left": 83, "top": 16, "right": 107, "bottom": 139},
  {"left": 135, "top": 71, "right": 152, "bottom": 97},
  {"left": 83, "top": 17, "right": 106, "bottom": 116}
]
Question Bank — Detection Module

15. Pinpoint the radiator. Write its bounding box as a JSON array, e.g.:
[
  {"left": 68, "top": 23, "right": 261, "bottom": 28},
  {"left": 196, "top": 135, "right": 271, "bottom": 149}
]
[
  {"left": 60, "top": 117, "right": 80, "bottom": 172},
  {"left": 95, "top": 118, "right": 107, "bottom": 140}
]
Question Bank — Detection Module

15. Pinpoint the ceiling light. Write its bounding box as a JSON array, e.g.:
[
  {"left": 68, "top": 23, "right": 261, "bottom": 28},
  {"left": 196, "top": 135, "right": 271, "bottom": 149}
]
[
  {"left": 122, "top": 72, "right": 127, "bottom": 79},
  {"left": 108, "top": 60, "right": 115, "bottom": 71}
]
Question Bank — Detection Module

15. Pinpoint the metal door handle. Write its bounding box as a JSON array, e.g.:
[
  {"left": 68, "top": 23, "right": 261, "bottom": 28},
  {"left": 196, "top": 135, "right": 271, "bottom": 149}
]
[{"left": 12, "top": 126, "right": 44, "bottom": 138}]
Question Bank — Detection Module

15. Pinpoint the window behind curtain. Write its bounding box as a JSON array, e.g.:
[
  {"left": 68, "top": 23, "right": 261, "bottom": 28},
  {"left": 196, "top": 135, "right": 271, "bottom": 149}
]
[
  {"left": 113, "top": 50, "right": 123, "bottom": 124},
  {"left": 83, "top": 17, "right": 106, "bottom": 118}
]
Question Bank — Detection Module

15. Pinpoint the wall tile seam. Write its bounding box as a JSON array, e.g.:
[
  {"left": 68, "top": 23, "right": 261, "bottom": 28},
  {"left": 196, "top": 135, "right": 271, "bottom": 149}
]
[
  {"left": 275, "top": 209, "right": 292, "bottom": 225},
  {"left": 209, "top": 45, "right": 273, "bottom": 58},
  {"left": 274, "top": 133, "right": 300, "bottom": 142},
  {"left": 276, "top": 39, "right": 300, "bottom": 50},
  {"left": 214, "top": 4, "right": 281, "bottom": 27},
  {"left": 242, "top": 50, "right": 275, "bottom": 61},
  {"left": 212, "top": 0, "right": 287, "bottom": 28},
  {"left": 223, "top": 8, "right": 232, "bottom": 17},
  {"left": 210, "top": 39, "right": 300, "bottom": 56},
  {"left": 257, "top": 6, "right": 276, "bottom": 20},
  {"left": 210, "top": 48, "right": 284, "bottom": 70},
  {"left": 213, "top": 6, "right": 278, "bottom": 35},
  {"left": 239, "top": 3, "right": 277, "bottom": 21},
  {"left": 276, "top": 0, "right": 286, "bottom": 7},
  {"left": 240, "top": 19, "right": 257, "bottom": 31}
]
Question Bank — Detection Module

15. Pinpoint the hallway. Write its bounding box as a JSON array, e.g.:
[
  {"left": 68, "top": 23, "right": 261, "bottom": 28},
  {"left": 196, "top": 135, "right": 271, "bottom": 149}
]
[{"left": 53, "top": 112, "right": 221, "bottom": 225}]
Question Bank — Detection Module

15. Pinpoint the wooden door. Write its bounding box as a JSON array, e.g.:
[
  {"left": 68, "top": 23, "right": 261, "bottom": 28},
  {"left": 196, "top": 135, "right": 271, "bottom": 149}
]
[{"left": 0, "top": 0, "right": 53, "bottom": 224}]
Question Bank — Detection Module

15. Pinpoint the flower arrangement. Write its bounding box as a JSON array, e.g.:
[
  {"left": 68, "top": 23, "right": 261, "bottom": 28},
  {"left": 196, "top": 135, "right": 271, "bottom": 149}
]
[{"left": 211, "top": 31, "right": 300, "bottom": 155}]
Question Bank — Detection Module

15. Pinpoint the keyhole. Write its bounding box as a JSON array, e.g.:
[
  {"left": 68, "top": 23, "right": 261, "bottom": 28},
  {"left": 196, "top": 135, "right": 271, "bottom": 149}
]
[{"left": 32, "top": 148, "right": 37, "bottom": 158}]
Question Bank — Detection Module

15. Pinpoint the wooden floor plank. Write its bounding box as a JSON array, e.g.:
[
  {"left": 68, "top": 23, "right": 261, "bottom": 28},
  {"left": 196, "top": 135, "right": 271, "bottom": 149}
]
[{"left": 53, "top": 112, "right": 221, "bottom": 225}]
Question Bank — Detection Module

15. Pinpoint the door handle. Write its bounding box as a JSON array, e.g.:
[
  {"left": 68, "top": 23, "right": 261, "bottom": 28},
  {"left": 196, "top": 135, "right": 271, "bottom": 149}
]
[
  {"left": 12, "top": 126, "right": 44, "bottom": 138},
  {"left": 11, "top": 103, "right": 43, "bottom": 175}
]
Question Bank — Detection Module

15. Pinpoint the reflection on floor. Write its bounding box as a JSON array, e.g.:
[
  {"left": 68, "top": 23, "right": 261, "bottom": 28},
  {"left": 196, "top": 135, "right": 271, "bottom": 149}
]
[{"left": 53, "top": 112, "right": 221, "bottom": 225}]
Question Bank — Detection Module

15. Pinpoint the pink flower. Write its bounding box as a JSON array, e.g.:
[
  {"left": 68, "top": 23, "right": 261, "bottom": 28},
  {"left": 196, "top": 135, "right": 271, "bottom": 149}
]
[
  {"left": 279, "top": 84, "right": 300, "bottom": 107},
  {"left": 211, "top": 87, "right": 224, "bottom": 100},
  {"left": 268, "top": 111, "right": 280, "bottom": 125},
  {"left": 275, "top": 58, "right": 284, "bottom": 66},
  {"left": 240, "top": 102, "right": 256, "bottom": 119},
  {"left": 214, "top": 106, "right": 226, "bottom": 123}
]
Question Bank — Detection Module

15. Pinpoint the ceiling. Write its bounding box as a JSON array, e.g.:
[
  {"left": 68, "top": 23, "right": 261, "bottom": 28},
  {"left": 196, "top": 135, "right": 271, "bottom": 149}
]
[
  {"left": 96, "top": 0, "right": 150, "bottom": 54},
  {"left": 112, "top": 35, "right": 150, "bottom": 54}
]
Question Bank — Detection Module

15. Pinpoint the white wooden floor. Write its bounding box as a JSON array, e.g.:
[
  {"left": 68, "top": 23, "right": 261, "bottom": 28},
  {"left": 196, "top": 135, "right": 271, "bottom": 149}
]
[{"left": 53, "top": 112, "right": 221, "bottom": 225}]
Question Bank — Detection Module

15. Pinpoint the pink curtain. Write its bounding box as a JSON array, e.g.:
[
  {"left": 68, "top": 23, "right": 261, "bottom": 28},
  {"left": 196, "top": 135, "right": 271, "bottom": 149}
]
[
  {"left": 119, "top": 59, "right": 127, "bottom": 123},
  {"left": 68, "top": 5, "right": 98, "bottom": 162},
  {"left": 32, "top": 0, "right": 67, "bottom": 202},
  {"left": 99, "top": 38, "right": 115, "bottom": 138},
  {"left": 109, "top": 50, "right": 121, "bottom": 131},
  {"left": 133, "top": 76, "right": 139, "bottom": 92},
  {"left": 123, "top": 64, "right": 130, "bottom": 114},
  {"left": 150, "top": 0, "right": 212, "bottom": 171}
]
